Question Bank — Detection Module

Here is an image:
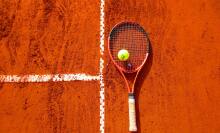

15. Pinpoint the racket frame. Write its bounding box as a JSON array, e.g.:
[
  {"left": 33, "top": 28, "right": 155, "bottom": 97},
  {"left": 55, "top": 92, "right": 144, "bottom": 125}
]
[
  {"left": 108, "top": 21, "right": 149, "bottom": 93},
  {"left": 108, "top": 21, "right": 150, "bottom": 132}
]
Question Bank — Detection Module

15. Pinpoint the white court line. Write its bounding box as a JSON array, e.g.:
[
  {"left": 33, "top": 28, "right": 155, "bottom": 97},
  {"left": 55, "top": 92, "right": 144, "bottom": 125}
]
[
  {"left": 99, "top": 0, "right": 105, "bottom": 133},
  {"left": 99, "top": 58, "right": 105, "bottom": 133},
  {"left": 0, "top": 74, "right": 99, "bottom": 82}
]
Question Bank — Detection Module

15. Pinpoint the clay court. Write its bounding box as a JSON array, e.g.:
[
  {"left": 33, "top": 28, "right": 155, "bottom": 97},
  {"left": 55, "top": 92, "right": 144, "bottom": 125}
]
[{"left": 0, "top": 0, "right": 219, "bottom": 133}]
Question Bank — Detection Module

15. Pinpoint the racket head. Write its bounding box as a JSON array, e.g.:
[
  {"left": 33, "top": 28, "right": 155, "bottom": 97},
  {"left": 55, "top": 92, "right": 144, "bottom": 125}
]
[{"left": 108, "top": 22, "right": 150, "bottom": 73}]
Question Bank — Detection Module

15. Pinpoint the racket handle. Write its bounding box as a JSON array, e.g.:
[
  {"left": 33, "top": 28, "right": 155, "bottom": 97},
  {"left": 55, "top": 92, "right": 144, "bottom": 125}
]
[{"left": 128, "top": 93, "right": 137, "bottom": 132}]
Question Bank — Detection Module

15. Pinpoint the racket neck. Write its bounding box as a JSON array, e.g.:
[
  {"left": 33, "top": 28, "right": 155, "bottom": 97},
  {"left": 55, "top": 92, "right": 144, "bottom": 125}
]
[
  {"left": 119, "top": 70, "right": 133, "bottom": 92},
  {"left": 128, "top": 92, "right": 135, "bottom": 97},
  {"left": 119, "top": 69, "right": 141, "bottom": 93}
]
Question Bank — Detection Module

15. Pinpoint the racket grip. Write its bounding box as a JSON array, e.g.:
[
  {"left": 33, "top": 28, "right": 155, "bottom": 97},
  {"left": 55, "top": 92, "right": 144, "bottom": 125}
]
[{"left": 128, "top": 93, "right": 137, "bottom": 132}]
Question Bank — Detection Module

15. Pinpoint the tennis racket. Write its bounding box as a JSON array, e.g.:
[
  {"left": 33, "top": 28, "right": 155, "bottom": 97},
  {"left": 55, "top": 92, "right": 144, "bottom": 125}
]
[{"left": 108, "top": 22, "right": 150, "bottom": 132}]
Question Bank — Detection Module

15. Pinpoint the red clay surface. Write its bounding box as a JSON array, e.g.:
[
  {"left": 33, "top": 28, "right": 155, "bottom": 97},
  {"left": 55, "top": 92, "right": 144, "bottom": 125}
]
[
  {"left": 0, "top": 0, "right": 220, "bottom": 133},
  {"left": 0, "top": 0, "right": 100, "bottom": 133},
  {"left": 0, "top": 0, "right": 100, "bottom": 75}
]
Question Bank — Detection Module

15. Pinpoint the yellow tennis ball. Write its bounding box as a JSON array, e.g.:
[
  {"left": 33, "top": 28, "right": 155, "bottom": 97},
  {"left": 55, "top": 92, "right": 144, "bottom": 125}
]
[{"left": 118, "top": 49, "right": 129, "bottom": 61}]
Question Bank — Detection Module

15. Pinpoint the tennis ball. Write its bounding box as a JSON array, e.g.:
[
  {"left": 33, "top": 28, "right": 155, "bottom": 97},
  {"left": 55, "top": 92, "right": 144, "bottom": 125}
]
[{"left": 118, "top": 49, "right": 129, "bottom": 61}]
